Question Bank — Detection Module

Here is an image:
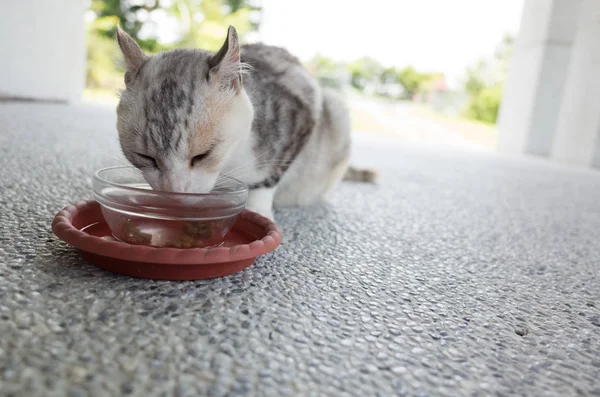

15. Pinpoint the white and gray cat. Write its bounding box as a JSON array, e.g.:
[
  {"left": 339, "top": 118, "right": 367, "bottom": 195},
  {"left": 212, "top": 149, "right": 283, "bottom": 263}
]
[{"left": 115, "top": 25, "right": 376, "bottom": 220}]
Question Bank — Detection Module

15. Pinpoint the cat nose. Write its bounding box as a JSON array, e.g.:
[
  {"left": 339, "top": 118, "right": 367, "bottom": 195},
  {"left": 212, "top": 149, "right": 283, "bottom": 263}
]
[{"left": 162, "top": 177, "right": 191, "bottom": 193}]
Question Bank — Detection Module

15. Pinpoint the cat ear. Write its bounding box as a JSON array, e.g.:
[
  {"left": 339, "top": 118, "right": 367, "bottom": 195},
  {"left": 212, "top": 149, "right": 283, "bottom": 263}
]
[
  {"left": 208, "top": 26, "right": 242, "bottom": 92},
  {"left": 116, "top": 25, "right": 147, "bottom": 72}
]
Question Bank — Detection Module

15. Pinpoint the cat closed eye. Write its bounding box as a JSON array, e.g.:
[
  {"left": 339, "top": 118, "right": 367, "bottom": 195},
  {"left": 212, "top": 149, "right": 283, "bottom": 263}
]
[
  {"left": 191, "top": 151, "right": 210, "bottom": 167},
  {"left": 136, "top": 153, "right": 158, "bottom": 168}
]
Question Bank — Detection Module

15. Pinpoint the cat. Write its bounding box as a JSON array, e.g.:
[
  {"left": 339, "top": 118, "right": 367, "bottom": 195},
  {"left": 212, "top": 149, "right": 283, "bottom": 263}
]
[{"left": 115, "top": 25, "right": 376, "bottom": 221}]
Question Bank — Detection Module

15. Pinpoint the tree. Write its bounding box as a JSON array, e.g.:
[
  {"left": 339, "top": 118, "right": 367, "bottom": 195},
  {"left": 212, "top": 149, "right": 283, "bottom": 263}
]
[
  {"left": 227, "top": 0, "right": 246, "bottom": 12},
  {"left": 464, "top": 85, "right": 503, "bottom": 124},
  {"left": 89, "top": 0, "right": 261, "bottom": 53},
  {"left": 380, "top": 67, "right": 398, "bottom": 84},
  {"left": 308, "top": 54, "right": 343, "bottom": 75},
  {"left": 85, "top": 0, "right": 259, "bottom": 91},
  {"left": 464, "top": 60, "right": 487, "bottom": 96},
  {"left": 397, "top": 66, "right": 422, "bottom": 98},
  {"left": 462, "top": 32, "right": 515, "bottom": 124},
  {"left": 86, "top": 14, "right": 122, "bottom": 88},
  {"left": 173, "top": 0, "right": 254, "bottom": 52},
  {"left": 348, "top": 57, "right": 383, "bottom": 92},
  {"left": 90, "top": 0, "right": 163, "bottom": 52},
  {"left": 346, "top": 61, "right": 441, "bottom": 99}
]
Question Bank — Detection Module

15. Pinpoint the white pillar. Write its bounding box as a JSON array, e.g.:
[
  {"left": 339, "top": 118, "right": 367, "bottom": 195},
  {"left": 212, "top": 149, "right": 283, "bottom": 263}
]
[
  {"left": 551, "top": 0, "right": 600, "bottom": 168},
  {"left": 497, "top": 0, "right": 582, "bottom": 156},
  {"left": 0, "top": 0, "right": 86, "bottom": 103}
]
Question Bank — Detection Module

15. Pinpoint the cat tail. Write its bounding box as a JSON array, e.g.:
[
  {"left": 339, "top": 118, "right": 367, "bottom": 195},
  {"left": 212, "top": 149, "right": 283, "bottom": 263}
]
[{"left": 343, "top": 166, "right": 379, "bottom": 184}]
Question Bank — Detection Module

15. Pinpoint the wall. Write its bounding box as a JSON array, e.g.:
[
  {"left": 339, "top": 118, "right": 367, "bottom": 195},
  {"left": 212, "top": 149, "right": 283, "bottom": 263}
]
[
  {"left": 0, "top": 0, "right": 86, "bottom": 103},
  {"left": 551, "top": 0, "right": 600, "bottom": 167},
  {"left": 498, "top": 0, "right": 600, "bottom": 169},
  {"left": 497, "top": 0, "right": 582, "bottom": 157}
]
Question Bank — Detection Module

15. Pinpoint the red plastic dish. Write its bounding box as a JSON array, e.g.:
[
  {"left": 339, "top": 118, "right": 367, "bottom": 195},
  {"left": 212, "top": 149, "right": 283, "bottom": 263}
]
[{"left": 52, "top": 201, "right": 282, "bottom": 280}]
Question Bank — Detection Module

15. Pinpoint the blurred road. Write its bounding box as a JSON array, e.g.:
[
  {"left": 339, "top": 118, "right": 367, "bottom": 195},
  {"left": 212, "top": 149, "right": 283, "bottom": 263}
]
[{"left": 349, "top": 95, "right": 497, "bottom": 151}]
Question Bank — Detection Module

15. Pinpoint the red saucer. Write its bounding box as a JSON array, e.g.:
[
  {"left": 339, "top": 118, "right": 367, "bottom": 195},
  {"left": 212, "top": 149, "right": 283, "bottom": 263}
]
[{"left": 52, "top": 201, "right": 282, "bottom": 280}]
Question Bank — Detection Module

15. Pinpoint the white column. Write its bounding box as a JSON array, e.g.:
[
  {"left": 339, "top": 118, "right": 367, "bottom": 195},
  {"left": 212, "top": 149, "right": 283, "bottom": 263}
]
[
  {"left": 0, "top": 0, "right": 87, "bottom": 103},
  {"left": 497, "top": 0, "right": 582, "bottom": 156},
  {"left": 551, "top": 0, "right": 600, "bottom": 168}
]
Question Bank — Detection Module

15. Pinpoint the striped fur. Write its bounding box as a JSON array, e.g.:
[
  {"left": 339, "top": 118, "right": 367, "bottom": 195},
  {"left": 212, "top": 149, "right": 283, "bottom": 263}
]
[{"left": 115, "top": 26, "right": 376, "bottom": 220}]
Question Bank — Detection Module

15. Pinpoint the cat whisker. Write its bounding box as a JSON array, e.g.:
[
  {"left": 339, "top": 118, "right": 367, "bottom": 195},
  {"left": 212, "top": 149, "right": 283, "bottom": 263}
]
[{"left": 220, "top": 147, "right": 275, "bottom": 177}]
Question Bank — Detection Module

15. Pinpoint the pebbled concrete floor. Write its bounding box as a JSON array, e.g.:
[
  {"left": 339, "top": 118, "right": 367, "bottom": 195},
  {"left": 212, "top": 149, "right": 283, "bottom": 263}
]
[{"left": 1, "top": 102, "right": 599, "bottom": 397}]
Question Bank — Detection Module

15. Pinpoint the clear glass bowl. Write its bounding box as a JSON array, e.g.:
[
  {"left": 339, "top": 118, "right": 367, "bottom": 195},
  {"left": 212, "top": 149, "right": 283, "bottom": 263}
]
[{"left": 92, "top": 166, "right": 248, "bottom": 248}]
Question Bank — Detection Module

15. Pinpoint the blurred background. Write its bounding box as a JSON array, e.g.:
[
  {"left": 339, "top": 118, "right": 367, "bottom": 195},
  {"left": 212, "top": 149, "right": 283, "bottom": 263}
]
[
  {"left": 3, "top": 0, "right": 597, "bottom": 167},
  {"left": 83, "top": 0, "right": 524, "bottom": 151}
]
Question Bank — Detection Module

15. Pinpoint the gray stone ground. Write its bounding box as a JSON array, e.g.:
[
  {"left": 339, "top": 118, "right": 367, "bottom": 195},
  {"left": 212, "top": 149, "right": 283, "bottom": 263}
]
[{"left": 1, "top": 102, "right": 599, "bottom": 397}]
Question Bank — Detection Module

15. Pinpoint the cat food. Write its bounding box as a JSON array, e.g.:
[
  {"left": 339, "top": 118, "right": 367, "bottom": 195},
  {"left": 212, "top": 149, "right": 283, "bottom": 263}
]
[
  {"left": 167, "top": 221, "right": 216, "bottom": 248},
  {"left": 120, "top": 218, "right": 218, "bottom": 248},
  {"left": 123, "top": 219, "right": 153, "bottom": 244}
]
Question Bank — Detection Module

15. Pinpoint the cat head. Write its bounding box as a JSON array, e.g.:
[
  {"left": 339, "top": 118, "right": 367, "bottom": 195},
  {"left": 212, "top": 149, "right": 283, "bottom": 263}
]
[{"left": 115, "top": 25, "right": 253, "bottom": 193}]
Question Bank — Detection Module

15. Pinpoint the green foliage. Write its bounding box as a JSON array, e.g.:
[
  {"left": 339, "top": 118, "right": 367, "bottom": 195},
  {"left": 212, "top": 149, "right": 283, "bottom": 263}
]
[
  {"left": 419, "top": 72, "right": 444, "bottom": 86},
  {"left": 379, "top": 67, "right": 397, "bottom": 84},
  {"left": 464, "top": 85, "right": 502, "bottom": 124},
  {"left": 86, "top": 0, "right": 452, "bottom": 105},
  {"left": 397, "top": 66, "right": 422, "bottom": 97},
  {"left": 348, "top": 57, "right": 383, "bottom": 90},
  {"left": 86, "top": 0, "right": 260, "bottom": 92},
  {"left": 90, "top": 0, "right": 162, "bottom": 52},
  {"left": 176, "top": 0, "right": 252, "bottom": 52},
  {"left": 464, "top": 61, "right": 486, "bottom": 96},
  {"left": 379, "top": 66, "right": 444, "bottom": 99},
  {"left": 227, "top": 0, "right": 246, "bottom": 12},
  {"left": 305, "top": 55, "right": 348, "bottom": 91},
  {"left": 86, "top": 16, "right": 123, "bottom": 90},
  {"left": 308, "top": 54, "right": 343, "bottom": 75},
  {"left": 306, "top": 54, "right": 443, "bottom": 100},
  {"left": 463, "top": 32, "right": 514, "bottom": 124}
]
